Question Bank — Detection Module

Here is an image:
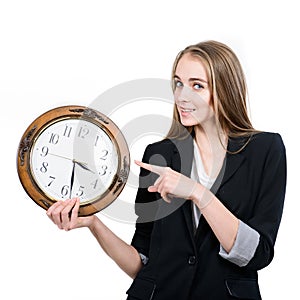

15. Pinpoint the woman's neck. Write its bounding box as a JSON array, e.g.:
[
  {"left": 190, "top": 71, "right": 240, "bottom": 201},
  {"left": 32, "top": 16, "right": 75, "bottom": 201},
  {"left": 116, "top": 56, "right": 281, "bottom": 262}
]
[
  {"left": 194, "top": 121, "right": 227, "bottom": 178},
  {"left": 194, "top": 119, "right": 227, "bottom": 150}
]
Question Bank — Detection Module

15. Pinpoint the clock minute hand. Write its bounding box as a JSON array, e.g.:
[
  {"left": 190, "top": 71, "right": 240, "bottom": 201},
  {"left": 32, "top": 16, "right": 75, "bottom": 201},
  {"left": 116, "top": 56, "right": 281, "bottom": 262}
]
[{"left": 69, "top": 160, "right": 76, "bottom": 198}]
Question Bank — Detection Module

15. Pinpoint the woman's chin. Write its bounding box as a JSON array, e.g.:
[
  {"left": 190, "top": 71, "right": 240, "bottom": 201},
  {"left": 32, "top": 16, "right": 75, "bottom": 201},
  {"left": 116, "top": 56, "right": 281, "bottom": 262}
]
[{"left": 179, "top": 117, "right": 197, "bottom": 127}]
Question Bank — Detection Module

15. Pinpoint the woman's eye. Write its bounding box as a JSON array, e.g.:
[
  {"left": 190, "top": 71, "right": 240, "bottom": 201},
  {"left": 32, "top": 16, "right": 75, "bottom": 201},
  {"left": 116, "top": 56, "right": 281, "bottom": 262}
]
[
  {"left": 175, "top": 81, "right": 183, "bottom": 88},
  {"left": 193, "top": 83, "right": 203, "bottom": 90}
]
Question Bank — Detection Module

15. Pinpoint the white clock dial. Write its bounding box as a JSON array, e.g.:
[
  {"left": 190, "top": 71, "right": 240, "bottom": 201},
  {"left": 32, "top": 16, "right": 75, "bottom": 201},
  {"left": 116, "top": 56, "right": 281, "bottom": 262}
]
[{"left": 30, "top": 118, "right": 119, "bottom": 204}]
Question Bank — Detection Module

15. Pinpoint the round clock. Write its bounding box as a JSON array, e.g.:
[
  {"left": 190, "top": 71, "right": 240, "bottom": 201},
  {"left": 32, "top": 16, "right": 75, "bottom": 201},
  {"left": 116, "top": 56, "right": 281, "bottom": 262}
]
[{"left": 17, "top": 105, "right": 130, "bottom": 216}]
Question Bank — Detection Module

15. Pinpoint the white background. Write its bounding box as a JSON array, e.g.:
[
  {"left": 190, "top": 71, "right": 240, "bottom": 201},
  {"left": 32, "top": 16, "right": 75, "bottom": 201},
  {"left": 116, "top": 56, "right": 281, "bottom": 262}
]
[{"left": 1, "top": 0, "right": 299, "bottom": 299}]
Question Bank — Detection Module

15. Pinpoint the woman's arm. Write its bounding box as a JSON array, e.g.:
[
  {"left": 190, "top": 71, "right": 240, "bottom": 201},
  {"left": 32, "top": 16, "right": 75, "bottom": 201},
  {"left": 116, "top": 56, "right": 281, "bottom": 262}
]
[
  {"left": 88, "top": 215, "right": 142, "bottom": 278},
  {"left": 191, "top": 186, "right": 239, "bottom": 253},
  {"left": 47, "top": 198, "right": 142, "bottom": 278},
  {"left": 135, "top": 160, "right": 242, "bottom": 255}
]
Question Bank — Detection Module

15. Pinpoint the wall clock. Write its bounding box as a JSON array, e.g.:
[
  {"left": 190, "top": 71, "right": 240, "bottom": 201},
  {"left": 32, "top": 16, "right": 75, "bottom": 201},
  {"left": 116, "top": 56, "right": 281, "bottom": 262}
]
[{"left": 17, "top": 105, "right": 130, "bottom": 216}]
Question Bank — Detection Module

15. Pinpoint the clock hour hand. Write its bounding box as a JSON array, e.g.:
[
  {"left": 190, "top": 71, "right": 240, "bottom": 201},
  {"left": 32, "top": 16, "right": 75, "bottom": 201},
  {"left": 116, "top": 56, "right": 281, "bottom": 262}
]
[{"left": 74, "top": 160, "right": 95, "bottom": 174}]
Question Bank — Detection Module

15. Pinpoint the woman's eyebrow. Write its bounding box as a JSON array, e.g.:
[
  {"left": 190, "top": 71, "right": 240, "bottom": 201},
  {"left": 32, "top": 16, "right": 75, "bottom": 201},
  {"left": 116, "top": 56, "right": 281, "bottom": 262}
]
[{"left": 174, "top": 74, "right": 208, "bottom": 84}]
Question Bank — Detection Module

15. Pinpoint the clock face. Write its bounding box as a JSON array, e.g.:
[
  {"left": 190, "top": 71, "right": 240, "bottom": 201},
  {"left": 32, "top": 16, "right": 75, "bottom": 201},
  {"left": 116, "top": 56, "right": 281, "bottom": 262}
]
[
  {"left": 30, "top": 118, "right": 119, "bottom": 204},
  {"left": 17, "top": 106, "right": 130, "bottom": 216}
]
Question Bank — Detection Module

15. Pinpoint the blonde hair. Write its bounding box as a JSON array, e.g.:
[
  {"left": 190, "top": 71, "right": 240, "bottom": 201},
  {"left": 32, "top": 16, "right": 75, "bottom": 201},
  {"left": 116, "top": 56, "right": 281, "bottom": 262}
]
[{"left": 166, "top": 40, "right": 258, "bottom": 143}]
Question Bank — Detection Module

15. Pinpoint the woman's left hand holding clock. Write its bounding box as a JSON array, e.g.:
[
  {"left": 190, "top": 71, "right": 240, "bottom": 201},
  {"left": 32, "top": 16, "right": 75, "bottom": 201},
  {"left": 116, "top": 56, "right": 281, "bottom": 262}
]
[{"left": 46, "top": 198, "right": 95, "bottom": 231}]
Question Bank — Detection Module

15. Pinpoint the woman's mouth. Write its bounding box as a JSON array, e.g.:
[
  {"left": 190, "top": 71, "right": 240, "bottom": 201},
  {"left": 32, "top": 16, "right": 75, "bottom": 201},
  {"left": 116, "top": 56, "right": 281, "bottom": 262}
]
[
  {"left": 179, "top": 108, "right": 196, "bottom": 119},
  {"left": 179, "top": 107, "right": 196, "bottom": 116},
  {"left": 181, "top": 108, "right": 195, "bottom": 112}
]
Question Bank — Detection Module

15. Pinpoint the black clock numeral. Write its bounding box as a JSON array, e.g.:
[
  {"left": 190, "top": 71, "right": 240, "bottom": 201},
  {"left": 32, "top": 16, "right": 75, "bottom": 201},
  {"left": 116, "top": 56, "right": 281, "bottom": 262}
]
[
  {"left": 91, "top": 179, "right": 98, "bottom": 189},
  {"left": 99, "top": 165, "right": 108, "bottom": 176},
  {"left": 76, "top": 186, "right": 84, "bottom": 197},
  {"left": 40, "top": 146, "right": 49, "bottom": 157},
  {"left": 95, "top": 135, "right": 100, "bottom": 147},
  {"left": 63, "top": 125, "right": 73, "bottom": 137},
  {"left": 61, "top": 185, "right": 70, "bottom": 197},
  {"left": 78, "top": 126, "right": 89, "bottom": 139},
  {"left": 100, "top": 150, "right": 108, "bottom": 160},
  {"left": 40, "top": 162, "right": 48, "bottom": 173},
  {"left": 49, "top": 133, "right": 59, "bottom": 144},
  {"left": 47, "top": 176, "right": 55, "bottom": 186}
]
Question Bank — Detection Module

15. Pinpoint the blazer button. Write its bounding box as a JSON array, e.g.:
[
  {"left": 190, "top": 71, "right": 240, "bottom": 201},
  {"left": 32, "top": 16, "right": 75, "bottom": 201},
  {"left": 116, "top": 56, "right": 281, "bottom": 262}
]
[{"left": 188, "top": 255, "right": 196, "bottom": 265}]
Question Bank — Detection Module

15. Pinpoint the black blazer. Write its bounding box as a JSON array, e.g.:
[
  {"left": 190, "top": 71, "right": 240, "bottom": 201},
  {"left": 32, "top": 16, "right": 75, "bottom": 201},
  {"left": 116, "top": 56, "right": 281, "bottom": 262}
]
[{"left": 126, "top": 132, "right": 286, "bottom": 300}]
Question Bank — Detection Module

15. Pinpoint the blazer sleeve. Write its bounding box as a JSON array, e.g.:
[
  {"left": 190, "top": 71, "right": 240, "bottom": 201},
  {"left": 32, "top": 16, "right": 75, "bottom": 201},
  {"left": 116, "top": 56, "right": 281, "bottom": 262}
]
[
  {"left": 131, "top": 144, "right": 159, "bottom": 257},
  {"left": 246, "top": 133, "right": 287, "bottom": 270}
]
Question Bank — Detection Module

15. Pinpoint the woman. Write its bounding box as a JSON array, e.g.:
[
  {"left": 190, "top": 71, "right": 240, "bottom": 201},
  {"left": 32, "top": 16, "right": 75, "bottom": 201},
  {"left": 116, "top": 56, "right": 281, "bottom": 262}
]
[{"left": 47, "top": 40, "right": 286, "bottom": 299}]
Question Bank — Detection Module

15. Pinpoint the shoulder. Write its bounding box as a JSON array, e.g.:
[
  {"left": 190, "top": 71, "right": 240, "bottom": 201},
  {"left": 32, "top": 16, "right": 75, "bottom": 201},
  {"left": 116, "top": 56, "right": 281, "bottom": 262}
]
[
  {"left": 247, "top": 132, "right": 285, "bottom": 153},
  {"left": 142, "top": 139, "right": 177, "bottom": 163},
  {"left": 145, "top": 138, "right": 176, "bottom": 151},
  {"left": 228, "top": 132, "right": 285, "bottom": 155},
  {"left": 144, "top": 138, "right": 181, "bottom": 156},
  {"left": 233, "top": 132, "right": 286, "bottom": 164},
  {"left": 142, "top": 137, "right": 192, "bottom": 167}
]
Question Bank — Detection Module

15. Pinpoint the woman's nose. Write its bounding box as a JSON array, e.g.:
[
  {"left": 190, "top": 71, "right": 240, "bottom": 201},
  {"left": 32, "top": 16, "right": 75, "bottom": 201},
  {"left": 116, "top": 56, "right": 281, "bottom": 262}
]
[{"left": 175, "top": 86, "right": 193, "bottom": 103}]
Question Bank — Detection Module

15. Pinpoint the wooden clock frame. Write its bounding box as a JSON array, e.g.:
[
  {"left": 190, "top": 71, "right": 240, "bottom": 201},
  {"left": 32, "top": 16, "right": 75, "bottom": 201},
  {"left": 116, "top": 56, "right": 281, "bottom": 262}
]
[{"left": 17, "top": 105, "right": 130, "bottom": 216}]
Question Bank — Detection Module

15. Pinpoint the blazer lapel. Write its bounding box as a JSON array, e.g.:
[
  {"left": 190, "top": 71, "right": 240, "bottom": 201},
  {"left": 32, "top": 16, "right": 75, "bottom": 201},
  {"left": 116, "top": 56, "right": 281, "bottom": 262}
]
[
  {"left": 171, "top": 134, "right": 194, "bottom": 177},
  {"left": 170, "top": 135, "right": 196, "bottom": 243},
  {"left": 217, "top": 137, "right": 246, "bottom": 189}
]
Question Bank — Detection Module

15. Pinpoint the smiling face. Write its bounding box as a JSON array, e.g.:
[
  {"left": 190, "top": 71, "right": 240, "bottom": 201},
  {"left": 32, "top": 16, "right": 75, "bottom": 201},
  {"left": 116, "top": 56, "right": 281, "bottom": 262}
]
[{"left": 173, "top": 53, "right": 214, "bottom": 127}]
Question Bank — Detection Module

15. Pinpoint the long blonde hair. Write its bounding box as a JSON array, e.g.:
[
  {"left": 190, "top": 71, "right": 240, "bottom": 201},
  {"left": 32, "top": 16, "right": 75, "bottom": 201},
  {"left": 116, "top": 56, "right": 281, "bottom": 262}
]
[{"left": 166, "top": 40, "right": 257, "bottom": 143}]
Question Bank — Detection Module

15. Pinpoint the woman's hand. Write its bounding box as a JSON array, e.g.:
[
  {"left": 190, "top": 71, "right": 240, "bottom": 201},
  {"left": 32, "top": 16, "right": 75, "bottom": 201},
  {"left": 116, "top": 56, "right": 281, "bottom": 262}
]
[
  {"left": 135, "top": 160, "right": 213, "bottom": 209},
  {"left": 46, "top": 198, "right": 95, "bottom": 231},
  {"left": 135, "top": 160, "right": 200, "bottom": 202}
]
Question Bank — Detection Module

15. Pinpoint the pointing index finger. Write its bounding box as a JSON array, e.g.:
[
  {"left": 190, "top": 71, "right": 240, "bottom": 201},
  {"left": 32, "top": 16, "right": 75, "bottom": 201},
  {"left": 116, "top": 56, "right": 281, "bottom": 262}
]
[{"left": 134, "top": 160, "right": 165, "bottom": 175}]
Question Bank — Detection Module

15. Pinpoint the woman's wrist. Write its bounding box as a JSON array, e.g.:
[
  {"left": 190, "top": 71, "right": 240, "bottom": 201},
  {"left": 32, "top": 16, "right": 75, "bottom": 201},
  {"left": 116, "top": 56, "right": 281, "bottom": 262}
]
[
  {"left": 191, "top": 183, "right": 215, "bottom": 210},
  {"left": 84, "top": 215, "right": 98, "bottom": 230}
]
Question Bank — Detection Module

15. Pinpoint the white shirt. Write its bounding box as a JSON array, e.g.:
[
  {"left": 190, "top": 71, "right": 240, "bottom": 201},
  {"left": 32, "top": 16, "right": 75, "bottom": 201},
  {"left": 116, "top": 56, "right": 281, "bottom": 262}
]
[{"left": 191, "top": 140, "right": 216, "bottom": 228}]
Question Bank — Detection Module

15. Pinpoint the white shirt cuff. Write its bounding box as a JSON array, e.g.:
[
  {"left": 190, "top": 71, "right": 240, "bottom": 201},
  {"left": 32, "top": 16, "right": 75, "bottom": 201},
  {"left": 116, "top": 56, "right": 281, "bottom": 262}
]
[{"left": 219, "top": 220, "right": 260, "bottom": 267}]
